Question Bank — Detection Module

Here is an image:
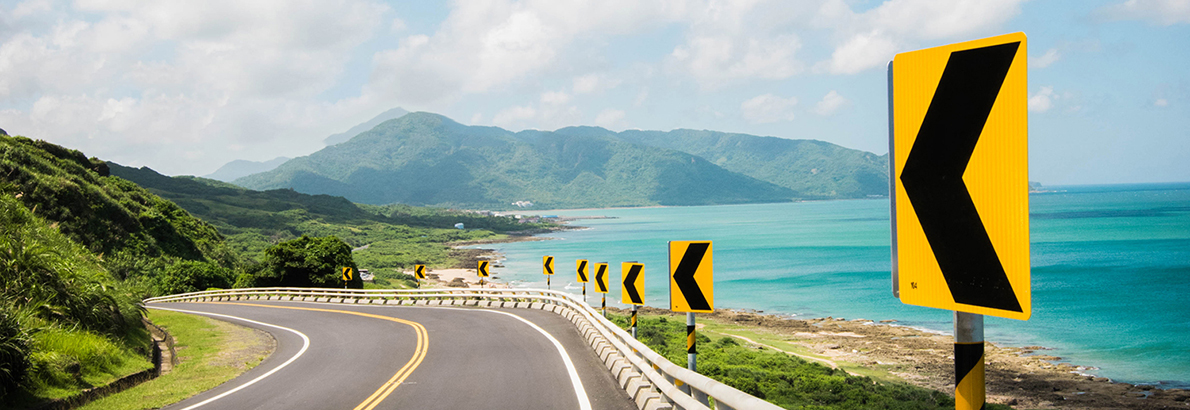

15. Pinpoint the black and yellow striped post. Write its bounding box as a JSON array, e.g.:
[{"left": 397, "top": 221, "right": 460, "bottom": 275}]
[
  {"left": 955, "top": 312, "right": 985, "bottom": 410},
  {"left": 686, "top": 312, "right": 697, "bottom": 371},
  {"left": 630, "top": 306, "right": 638, "bottom": 339}
]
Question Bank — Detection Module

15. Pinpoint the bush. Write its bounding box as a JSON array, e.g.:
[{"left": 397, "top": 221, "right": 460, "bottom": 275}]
[
  {"left": 255, "top": 235, "right": 360, "bottom": 288},
  {"left": 155, "top": 261, "right": 235, "bottom": 295}
]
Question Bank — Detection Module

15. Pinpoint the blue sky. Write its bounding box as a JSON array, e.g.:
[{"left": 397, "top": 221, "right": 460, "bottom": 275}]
[{"left": 1, "top": 0, "right": 1187, "bottom": 185}]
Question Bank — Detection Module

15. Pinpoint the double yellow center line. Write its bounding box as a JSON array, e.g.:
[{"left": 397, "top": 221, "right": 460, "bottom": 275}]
[{"left": 219, "top": 302, "right": 428, "bottom": 410}]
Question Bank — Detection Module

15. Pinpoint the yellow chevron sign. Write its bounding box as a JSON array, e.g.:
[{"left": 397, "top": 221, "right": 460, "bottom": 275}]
[
  {"left": 342, "top": 267, "right": 353, "bottom": 282},
  {"left": 543, "top": 256, "right": 554, "bottom": 276},
  {"left": 669, "top": 241, "right": 712, "bottom": 313},
  {"left": 414, "top": 264, "right": 426, "bottom": 280},
  {"left": 576, "top": 259, "right": 589, "bottom": 283},
  {"left": 621, "top": 262, "right": 644, "bottom": 306},
  {"left": 477, "top": 260, "right": 490, "bottom": 278},
  {"left": 890, "top": 32, "right": 1030, "bottom": 320}
]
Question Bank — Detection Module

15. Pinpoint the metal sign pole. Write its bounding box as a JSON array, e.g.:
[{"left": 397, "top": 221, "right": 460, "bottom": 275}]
[
  {"left": 547, "top": 275, "right": 550, "bottom": 290},
  {"left": 955, "top": 312, "right": 985, "bottom": 410},
  {"left": 602, "top": 295, "right": 606, "bottom": 317}
]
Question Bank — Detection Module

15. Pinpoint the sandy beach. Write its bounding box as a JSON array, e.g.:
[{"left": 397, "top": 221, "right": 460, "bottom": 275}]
[{"left": 410, "top": 267, "right": 511, "bottom": 289}]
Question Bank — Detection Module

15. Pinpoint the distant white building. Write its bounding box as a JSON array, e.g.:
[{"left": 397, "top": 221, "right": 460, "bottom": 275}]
[{"left": 454, "top": 223, "right": 464, "bottom": 229}]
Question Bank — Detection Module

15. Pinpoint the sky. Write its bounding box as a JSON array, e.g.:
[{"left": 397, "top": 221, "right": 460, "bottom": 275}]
[{"left": 1, "top": 0, "right": 1187, "bottom": 185}]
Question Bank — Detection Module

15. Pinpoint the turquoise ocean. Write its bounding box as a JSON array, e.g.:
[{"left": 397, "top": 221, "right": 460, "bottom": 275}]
[{"left": 479, "top": 183, "right": 1190, "bottom": 388}]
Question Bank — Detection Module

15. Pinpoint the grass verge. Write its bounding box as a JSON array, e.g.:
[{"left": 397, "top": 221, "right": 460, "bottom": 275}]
[
  {"left": 610, "top": 313, "right": 1013, "bottom": 410},
  {"left": 76, "top": 310, "right": 273, "bottom": 410}
]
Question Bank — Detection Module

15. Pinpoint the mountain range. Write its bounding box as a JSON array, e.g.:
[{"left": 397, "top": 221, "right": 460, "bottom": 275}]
[{"left": 234, "top": 112, "right": 888, "bottom": 209}]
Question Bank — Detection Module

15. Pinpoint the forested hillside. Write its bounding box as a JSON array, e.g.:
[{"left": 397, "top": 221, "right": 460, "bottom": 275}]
[{"left": 235, "top": 112, "right": 798, "bottom": 209}]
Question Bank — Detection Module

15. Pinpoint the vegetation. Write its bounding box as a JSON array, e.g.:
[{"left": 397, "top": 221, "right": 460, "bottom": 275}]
[
  {"left": 234, "top": 112, "right": 800, "bottom": 209},
  {"left": 76, "top": 310, "right": 269, "bottom": 410},
  {"left": 254, "top": 235, "right": 359, "bottom": 288},
  {"left": 0, "top": 195, "right": 152, "bottom": 406},
  {"left": 609, "top": 128, "right": 889, "bottom": 199},
  {"left": 109, "top": 162, "right": 546, "bottom": 273},
  {"left": 611, "top": 313, "right": 1011, "bottom": 410}
]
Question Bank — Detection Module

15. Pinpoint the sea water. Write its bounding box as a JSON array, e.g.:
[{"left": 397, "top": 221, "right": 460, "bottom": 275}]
[{"left": 482, "top": 183, "right": 1190, "bottom": 388}]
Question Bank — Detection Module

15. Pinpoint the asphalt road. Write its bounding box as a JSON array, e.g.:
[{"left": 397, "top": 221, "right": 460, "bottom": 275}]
[{"left": 151, "top": 301, "right": 639, "bottom": 410}]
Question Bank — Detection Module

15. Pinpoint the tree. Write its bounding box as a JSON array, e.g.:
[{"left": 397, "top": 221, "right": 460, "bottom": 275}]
[
  {"left": 155, "top": 260, "right": 235, "bottom": 295},
  {"left": 258, "top": 236, "right": 359, "bottom": 288}
]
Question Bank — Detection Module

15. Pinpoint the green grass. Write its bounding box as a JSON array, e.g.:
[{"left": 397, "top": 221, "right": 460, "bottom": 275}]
[
  {"left": 76, "top": 310, "right": 270, "bottom": 410},
  {"left": 1, "top": 324, "right": 153, "bottom": 409},
  {"left": 612, "top": 313, "right": 1014, "bottom": 410}
]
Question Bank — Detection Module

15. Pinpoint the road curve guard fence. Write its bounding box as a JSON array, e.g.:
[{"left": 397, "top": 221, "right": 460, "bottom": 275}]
[{"left": 145, "top": 288, "right": 782, "bottom": 410}]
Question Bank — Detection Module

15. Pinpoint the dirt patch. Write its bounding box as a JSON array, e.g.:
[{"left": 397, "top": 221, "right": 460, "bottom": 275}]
[
  {"left": 625, "top": 307, "right": 1189, "bottom": 409},
  {"left": 203, "top": 319, "right": 276, "bottom": 370}
]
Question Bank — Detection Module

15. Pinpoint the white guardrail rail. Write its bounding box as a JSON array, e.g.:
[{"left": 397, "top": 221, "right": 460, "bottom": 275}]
[{"left": 145, "top": 287, "right": 782, "bottom": 410}]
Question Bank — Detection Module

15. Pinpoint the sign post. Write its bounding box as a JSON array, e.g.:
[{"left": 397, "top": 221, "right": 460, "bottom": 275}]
[
  {"left": 414, "top": 264, "right": 426, "bottom": 289},
  {"left": 576, "top": 259, "right": 589, "bottom": 302},
  {"left": 543, "top": 256, "right": 554, "bottom": 290},
  {"left": 669, "top": 241, "right": 713, "bottom": 407},
  {"left": 341, "top": 267, "right": 353, "bottom": 289},
  {"left": 889, "top": 32, "right": 1030, "bottom": 410},
  {"left": 477, "top": 260, "right": 490, "bottom": 288},
  {"left": 621, "top": 262, "right": 645, "bottom": 339},
  {"left": 594, "top": 262, "right": 609, "bottom": 317}
]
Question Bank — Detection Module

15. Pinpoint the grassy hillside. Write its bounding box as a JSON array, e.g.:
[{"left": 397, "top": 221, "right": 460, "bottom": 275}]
[
  {"left": 0, "top": 136, "right": 235, "bottom": 269},
  {"left": 235, "top": 112, "right": 797, "bottom": 209},
  {"left": 553, "top": 126, "right": 889, "bottom": 199}
]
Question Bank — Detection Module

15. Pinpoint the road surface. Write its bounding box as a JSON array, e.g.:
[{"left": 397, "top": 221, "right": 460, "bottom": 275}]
[{"left": 151, "top": 300, "right": 638, "bottom": 410}]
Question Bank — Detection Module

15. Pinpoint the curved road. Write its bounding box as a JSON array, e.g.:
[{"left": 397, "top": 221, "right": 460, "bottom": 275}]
[{"left": 150, "top": 301, "right": 638, "bottom": 410}]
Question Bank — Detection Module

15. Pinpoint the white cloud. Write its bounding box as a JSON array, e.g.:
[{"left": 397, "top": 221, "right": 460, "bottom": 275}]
[
  {"left": 633, "top": 89, "right": 649, "bottom": 107},
  {"left": 1030, "top": 48, "right": 1061, "bottom": 68},
  {"left": 741, "top": 93, "right": 798, "bottom": 123},
  {"left": 594, "top": 108, "right": 626, "bottom": 129},
  {"left": 816, "top": 0, "right": 1026, "bottom": 75},
  {"left": 0, "top": 0, "right": 390, "bottom": 174},
  {"left": 1098, "top": 0, "right": 1190, "bottom": 25},
  {"left": 818, "top": 30, "right": 898, "bottom": 74},
  {"left": 812, "top": 90, "right": 848, "bottom": 116},
  {"left": 470, "top": 112, "right": 483, "bottom": 124},
  {"left": 492, "top": 105, "right": 537, "bottom": 127},
  {"left": 1029, "top": 86, "right": 1057, "bottom": 113},
  {"left": 1155, "top": 98, "right": 1169, "bottom": 107},
  {"left": 572, "top": 73, "right": 621, "bottom": 94},
  {"left": 369, "top": 1, "right": 689, "bottom": 104},
  {"left": 541, "top": 91, "right": 571, "bottom": 105}
]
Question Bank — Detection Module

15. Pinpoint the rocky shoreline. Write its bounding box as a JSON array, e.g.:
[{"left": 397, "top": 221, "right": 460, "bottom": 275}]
[{"left": 633, "top": 307, "right": 1188, "bottom": 409}]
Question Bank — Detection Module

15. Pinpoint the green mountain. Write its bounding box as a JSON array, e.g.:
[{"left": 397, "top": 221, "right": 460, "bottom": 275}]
[
  {"left": 204, "top": 156, "right": 290, "bottom": 182},
  {"left": 609, "top": 129, "right": 888, "bottom": 199},
  {"left": 235, "top": 112, "right": 800, "bottom": 208}
]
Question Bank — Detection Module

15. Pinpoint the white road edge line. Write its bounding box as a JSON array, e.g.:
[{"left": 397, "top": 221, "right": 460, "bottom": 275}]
[
  {"left": 148, "top": 306, "right": 311, "bottom": 410},
  {"left": 194, "top": 300, "right": 593, "bottom": 410},
  {"left": 436, "top": 307, "right": 593, "bottom": 410}
]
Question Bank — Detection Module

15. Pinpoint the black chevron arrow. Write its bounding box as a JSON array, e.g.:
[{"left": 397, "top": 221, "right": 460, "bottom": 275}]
[
  {"left": 623, "top": 264, "right": 643, "bottom": 304},
  {"left": 478, "top": 261, "right": 489, "bottom": 277},
  {"left": 577, "top": 260, "right": 588, "bottom": 282},
  {"left": 595, "top": 264, "right": 608, "bottom": 292},
  {"left": 900, "top": 41, "right": 1022, "bottom": 312},
  {"left": 673, "top": 243, "right": 711, "bottom": 311},
  {"left": 545, "top": 257, "right": 554, "bottom": 274}
]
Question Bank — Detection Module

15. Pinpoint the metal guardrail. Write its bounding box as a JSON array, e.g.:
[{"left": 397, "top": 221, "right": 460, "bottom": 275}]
[{"left": 145, "top": 287, "right": 782, "bottom": 410}]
